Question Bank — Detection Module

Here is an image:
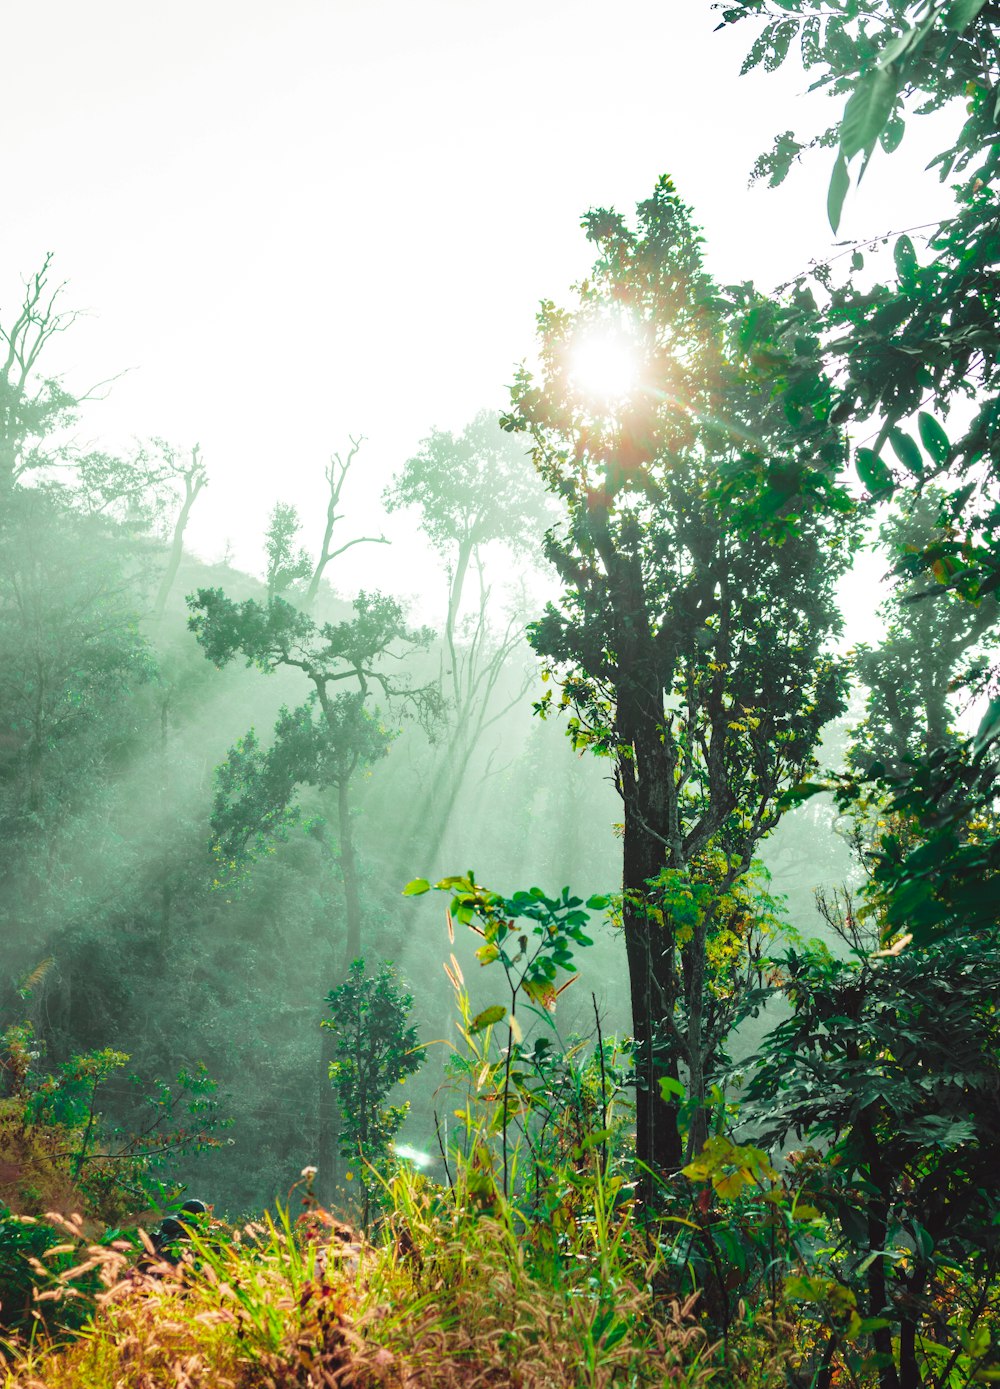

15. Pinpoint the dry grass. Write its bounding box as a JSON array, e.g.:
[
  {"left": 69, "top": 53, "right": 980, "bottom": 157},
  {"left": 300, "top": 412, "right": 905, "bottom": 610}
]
[{"left": 0, "top": 1186, "right": 789, "bottom": 1389}]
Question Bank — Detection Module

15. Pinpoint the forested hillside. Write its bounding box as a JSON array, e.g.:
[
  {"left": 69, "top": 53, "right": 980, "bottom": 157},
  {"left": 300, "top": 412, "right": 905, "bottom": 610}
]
[{"left": 3, "top": 1, "right": 1000, "bottom": 1386}]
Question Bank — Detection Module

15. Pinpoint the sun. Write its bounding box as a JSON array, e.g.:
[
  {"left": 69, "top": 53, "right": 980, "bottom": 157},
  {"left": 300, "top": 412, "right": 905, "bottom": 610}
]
[{"left": 569, "top": 323, "right": 642, "bottom": 405}]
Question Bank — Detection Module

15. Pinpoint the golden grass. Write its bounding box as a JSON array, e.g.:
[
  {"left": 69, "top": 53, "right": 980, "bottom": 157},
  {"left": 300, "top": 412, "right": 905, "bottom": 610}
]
[{"left": 0, "top": 1179, "right": 790, "bottom": 1389}]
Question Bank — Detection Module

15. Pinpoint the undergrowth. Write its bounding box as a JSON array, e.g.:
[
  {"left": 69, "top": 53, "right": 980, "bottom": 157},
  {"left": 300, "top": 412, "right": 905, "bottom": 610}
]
[{"left": 0, "top": 1173, "right": 792, "bottom": 1389}]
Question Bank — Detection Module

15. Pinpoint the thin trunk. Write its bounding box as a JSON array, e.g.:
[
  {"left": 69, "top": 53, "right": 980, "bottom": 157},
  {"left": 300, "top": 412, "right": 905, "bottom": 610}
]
[
  {"left": 154, "top": 451, "right": 206, "bottom": 619},
  {"left": 159, "top": 695, "right": 171, "bottom": 954},
  {"left": 897, "top": 1265, "right": 928, "bottom": 1389},
  {"left": 338, "top": 777, "right": 362, "bottom": 969},
  {"left": 685, "top": 914, "right": 708, "bottom": 1160},
  {"left": 623, "top": 805, "right": 682, "bottom": 1208},
  {"left": 317, "top": 1023, "right": 338, "bottom": 1207}
]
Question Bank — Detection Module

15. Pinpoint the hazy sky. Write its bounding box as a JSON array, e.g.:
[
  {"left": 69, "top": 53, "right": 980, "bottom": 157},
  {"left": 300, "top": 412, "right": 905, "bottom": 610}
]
[{"left": 3, "top": 1, "right": 956, "bottom": 622}]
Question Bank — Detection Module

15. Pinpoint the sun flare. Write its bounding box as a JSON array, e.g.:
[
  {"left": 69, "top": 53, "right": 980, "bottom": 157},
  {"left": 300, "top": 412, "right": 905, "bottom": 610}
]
[{"left": 569, "top": 324, "right": 642, "bottom": 404}]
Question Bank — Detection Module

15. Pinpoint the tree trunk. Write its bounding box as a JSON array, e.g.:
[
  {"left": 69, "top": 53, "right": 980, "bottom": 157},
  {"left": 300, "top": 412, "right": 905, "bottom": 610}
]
[
  {"left": 685, "top": 914, "right": 709, "bottom": 1160},
  {"left": 154, "top": 459, "right": 205, "bottom": 619},
  {"left": 317, "top": 1022, "right": 338, "bottom": 1206},
  {"left": 338, "top": 778, "right": 362, "bottom": 969},
  {"left": 623, "top": 806, "right": 682, "bottom": 1209}
]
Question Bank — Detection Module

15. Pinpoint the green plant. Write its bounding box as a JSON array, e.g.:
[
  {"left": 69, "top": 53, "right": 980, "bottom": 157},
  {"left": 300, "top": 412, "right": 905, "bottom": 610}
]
[
  {"left": 741, "top": 932, "right": 1000, "bottom": 1389},
  {"left": 406, "top": 871, "right": 609, "bottom": 1200},
  {"left": 321, "top": 959, "right": 422, "bottom": 1225},
  {"left": 503, "top": 173, "right": 852, "bottom": 1199}
]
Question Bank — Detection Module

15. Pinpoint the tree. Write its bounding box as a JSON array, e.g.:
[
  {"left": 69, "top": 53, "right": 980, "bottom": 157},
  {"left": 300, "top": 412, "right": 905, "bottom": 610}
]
[
  {"left": 710, "top": 0, "right": 1000, "bottom": 963},
  {"left": 384, "top": 410, "right": 550, "bottom": 862},
  {"left": 505, "top": 177, "right": 851, "bottom": 1197},
  {"left": 0, "top": 491, "right": 153, "bottom": 883},
  {"left": 188, "top": 586, "right": 438, "bottom": 1206},
  {"left": 745, "top": 931, "right": 1000, "bottom": 1389},
  {"left": 263, "top": 502, "right": 313, "bottom": 603},
  {"left": 714, "top": 0, "right": 1000, "bottom": 611},
  {"left": 0, "top": 255, "right": 81, "bottom": 493},
  {"left": 321, "top": 959, "right": 421, "bottom": 1224},
  {"left": 152, "top": 443, "right": 208, "bottom": 619},
  {"left": 187, "top": 588, "right": 438, "bottom": 966},
  {"left": 851, "top": 490, "right": 1000, "bottom": 778},
  {"left": 304, "top": 434, "right": 387, "bottom": 608}
]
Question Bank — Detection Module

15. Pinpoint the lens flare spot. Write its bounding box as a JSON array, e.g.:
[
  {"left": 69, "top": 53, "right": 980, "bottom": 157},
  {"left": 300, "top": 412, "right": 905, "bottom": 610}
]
[{"left": 570, "top": 326, "right": 641, "bottom": 403}]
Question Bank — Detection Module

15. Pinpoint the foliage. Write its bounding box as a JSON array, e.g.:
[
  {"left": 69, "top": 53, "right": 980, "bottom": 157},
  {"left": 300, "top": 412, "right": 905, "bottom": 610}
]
[
  {"left": 719, "top": 0, "right": 996, "bottom": 225},
  {"left": 384, "top": 410, "right": 548, "bottom": 866},
  {"left": 0, "top": 255, "right": 82, "bottom": 491},
  {"left": 407, "top": 871, "right": 612, "bottom": 1202},
  {"left": 741, "top": 930, "right": 1000, "bottom": 1389},
  {"left": 851, "top": 490, "right": 1000, "bottom": 777},
  {"left": 0, "top": 1021, "right": 227, "bottom": 1226},
  {"left": 263, "top": 500, "right": 312, "bottom": 601},
  {"left": 504, "top": 174, "right": 851, "bottom": 1192},
  {"left": 715, "top": 0, "right": 1000, "bottom": 614},
  {"left": 322, "top": 959, "right": 422, "bottom": 1224},
  {"left": 210, "top": 694, "right": 394, "bottom": 868}
]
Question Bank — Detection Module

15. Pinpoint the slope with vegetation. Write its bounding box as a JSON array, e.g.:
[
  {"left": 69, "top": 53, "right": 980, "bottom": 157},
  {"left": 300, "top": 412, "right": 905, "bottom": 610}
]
[{"left": 3, "top": 0, "right": 1000, "bottom": 1383}]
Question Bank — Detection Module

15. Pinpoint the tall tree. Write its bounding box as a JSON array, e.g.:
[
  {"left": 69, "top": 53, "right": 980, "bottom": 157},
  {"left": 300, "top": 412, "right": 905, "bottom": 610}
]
[
  {"left": 187, "top": 588, "right": 439, "bottom": 964},
  {"left": 506, "top": 177, "right": 851, "bottom": 1195},
  {"left": 0, "top": 255, "right": 80, "bottom": 493},
  {"left": 384, "top": 410, "right": 549, "bottom": 862},
  {"left": 304, "top": 435, "right": 387, "bottom": 609},
  {"left": 152, "top": 443, "right": 209, "bottom": 619},
  {"left": 188, "top": 586, "right": 438, "bottom": 1204}
]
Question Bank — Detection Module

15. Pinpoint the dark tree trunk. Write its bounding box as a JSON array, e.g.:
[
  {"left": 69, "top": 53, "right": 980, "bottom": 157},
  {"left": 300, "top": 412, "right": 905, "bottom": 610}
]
[
  {"left": 316, "top": 1022, "right": 338, "bottom": 1206},
  {"left": 623, "top": 803, "right": 682, "bottom": 1209}
]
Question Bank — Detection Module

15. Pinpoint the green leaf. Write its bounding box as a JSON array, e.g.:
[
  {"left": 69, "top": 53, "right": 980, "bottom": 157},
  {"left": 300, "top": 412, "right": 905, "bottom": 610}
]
[
  {"left": 469, "top": 1005, "right": 506, "bottom": 1034},
  {"left": 586, "top": 894, "right": 610, "bottom": 910},
  {"left": 851, "top": 250, "right": 865, "bottom": 270},
  {"left": 402, "top": 878, "right": 430, "bottom": 896},
  {"left": 879, "top": 113, "right": 905, "bottom": 153},
  {"left": 973, "top": 698, "right": 1000, "bottom": 755},
  {"left": 841, "top": 68, "right": 897, "bottom": 162},
  {"left": 828, "top": 154, "right": 851, "bottom": 233},
  {"left": 779, "top": 780, "right": 827, "bottom": 810},
  {"left": 658, "top": 1076, "right": 687, "bottom": 1102},
  {"left": 893, "top": 234, "right": 919, "bottom": 286},
  {"left": 945, "top": 0, "right": 987, "bottom": 32},
  {"left": 855, "top": 447, "right": 894, "bottom": 495},
  {"left": 888, "top": 428, "right": 923, "bottom": 477},
  {"left": 918, "top": 412, "right": 950, "bottom": 465}
]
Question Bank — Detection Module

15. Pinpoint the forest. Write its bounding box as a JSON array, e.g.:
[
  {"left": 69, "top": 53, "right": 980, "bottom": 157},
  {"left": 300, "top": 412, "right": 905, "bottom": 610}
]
[{"left": 2, "top": 1, "right": 1000, "bottom": 1386}]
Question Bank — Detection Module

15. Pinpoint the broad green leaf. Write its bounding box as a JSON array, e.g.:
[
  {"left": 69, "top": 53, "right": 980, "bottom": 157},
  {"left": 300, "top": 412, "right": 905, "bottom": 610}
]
[
  {"left": 945, "top": 0, "right": 987, "bottom": 31},
  {"left": 469, "top": 1004, "right": 506, "bottom": 1034},
  {"left": 918, "top": 412, "right": 950, "bottom": 465},
  {"left": 586, "top": 893, "right": 610, "bottom": 910},
  {"left": 841, "top": 68, "right": 897, "bottom": 162},
  {"left": 893, "top": 234, "right": 919, "bottom": 286},
  {"left": 828, "top": 154, "right": 851, "bottom": 233},
  {"left": 576, "top": 1128, "right": 613, "bottom": 1152},
  {"left": 658, "top": 1075, "right": 687, "bottom": 1102},
  {"left": 855, "top": 447, "right": 894, "bottom": 495},
  {"left": 889, "top": 428, "right": 923, "bottom": 477},
  {"left": 851, "top": 249, "right": 865, "bottom": 270},
  {"left": 879, "top": 113, "right": 905, "bottom": 153},
  {"left": 973, "top": 698, "right": 1000, "bottom": 755},
  {"left": 402, "top": 878, "right": 430, "bottom": 896}
]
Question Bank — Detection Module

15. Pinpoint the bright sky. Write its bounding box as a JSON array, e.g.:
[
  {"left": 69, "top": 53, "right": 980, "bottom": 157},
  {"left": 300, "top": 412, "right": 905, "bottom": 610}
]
[{"left": 2, "top": 0, "right": 957, "bottom": 628}]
